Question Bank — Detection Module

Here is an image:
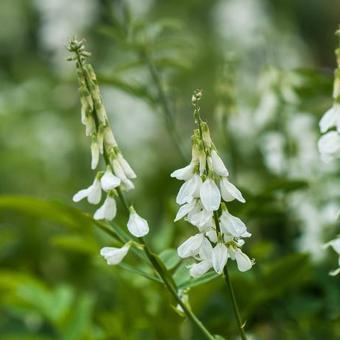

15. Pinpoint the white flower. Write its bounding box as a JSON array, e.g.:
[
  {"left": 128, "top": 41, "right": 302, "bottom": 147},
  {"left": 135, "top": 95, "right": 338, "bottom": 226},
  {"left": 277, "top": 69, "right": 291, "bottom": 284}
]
[
  {"left": 319, "top": 103, "right": 340, "bottom": 133},
  {"left": 220, "top": 178, "right": 245, "bottom": 203},
  {"left": 127, "top": 209, "right": 149, "bottom": 237},
  {"left": 187, "top": 209, "right": 213, "bottom": 229},
  {"left": 324, "top": 237, "right": 340, "bottom": 276},
  {"left": 174, "top": 199, "right": 198, "bottom": 222},
  {"left": 211, "top": 243, "right": 228, "bottom": 274},
  {"left": 91, "top": 141, "right": 100, "bottom": 169},
  {"left": 176, "top": 174, "right": 202, "bottom": 205},
  {"left": 200, "top": 178, "right": 221, "bottom": 211},
  {"left": 121, "top": 178, "right": 135, "bottom": 191},
  {"left": 117, "top": 153, "right": 137, "bottom": 179},
  {"left": 112, "top": 158, "right": 127, "bottom": 180},
  {"left": 318, "top": 131, "right": 340, "bottom": 162},
  {"left": 199, "top": 152, "right": 206, "bottom": 175},
  {"left": 171, "top": 163, "right": 195, "bottom": 181},
  {"left": 73, "top": 178, "right": 102, "bottom": 204},
  {"left": 100, "top": 168, "right": 121, "bottom": 191},
  {"left": 325, "top": 238, "right": 340, "bottom": 254},
  {"left": 190, "top": 260, "right": 212, "bottom": 277},
  {"left": 234, "top": 249, "right": 253, "bottom": 272},
  {"left": 100, "top": 244, "right": 130, "bottom": 265},
  {"left": 189, "top": 238, "right": 213, "bottom": 277},
  {"left": 94, "top": 195, "right": 117, "bottom": 220},
  {"left": 177, "top": 233, "right": 205, "bottom": 258},
  {"left": 210, "top": 150, "right": 229, "bottom": 176},
  {"left": 220, "top": 211, "right": 247, "bottom": 238}
]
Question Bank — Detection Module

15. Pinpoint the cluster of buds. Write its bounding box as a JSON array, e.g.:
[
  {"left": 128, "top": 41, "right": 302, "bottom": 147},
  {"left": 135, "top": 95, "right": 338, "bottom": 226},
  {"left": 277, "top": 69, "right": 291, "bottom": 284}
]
[
  {"left": 68, "top": 38, "right": 149, "bottom": 265},
  {"left": 318, "top": 29, "right": 340, "bottom": 162},
  {"left": 171, "top": 90, "right": 253, "bottom": 277}
]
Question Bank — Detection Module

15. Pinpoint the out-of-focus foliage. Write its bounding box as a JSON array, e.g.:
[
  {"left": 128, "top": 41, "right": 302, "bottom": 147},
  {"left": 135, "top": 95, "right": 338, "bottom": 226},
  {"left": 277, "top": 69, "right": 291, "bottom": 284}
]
[{"left": 0, "top": 0, "right": 340, "bottom": 339}]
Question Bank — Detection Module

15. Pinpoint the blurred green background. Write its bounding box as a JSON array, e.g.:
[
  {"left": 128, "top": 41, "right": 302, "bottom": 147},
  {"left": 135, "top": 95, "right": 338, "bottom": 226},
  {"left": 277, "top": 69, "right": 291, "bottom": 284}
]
[{"left": 0, "top": 0, "right": 340, "bottom": 339}]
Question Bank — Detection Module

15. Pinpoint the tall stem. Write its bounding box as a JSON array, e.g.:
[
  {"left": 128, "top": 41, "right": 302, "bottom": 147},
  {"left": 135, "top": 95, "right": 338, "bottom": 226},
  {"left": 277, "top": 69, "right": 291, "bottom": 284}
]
[
  {"left": 223, "top": 266, "right": 247, "bottom": 340},
  {"left": 115, "top": 188, "right": 214, "bottom": 339},
  {"left": 142, "top": 50, "right": 187, "bottom": 161}
]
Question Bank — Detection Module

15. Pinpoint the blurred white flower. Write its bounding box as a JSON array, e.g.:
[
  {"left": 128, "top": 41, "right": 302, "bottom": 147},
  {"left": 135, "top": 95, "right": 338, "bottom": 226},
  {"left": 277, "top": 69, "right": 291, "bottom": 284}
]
[
  {"left": 100, "top": 244, "right": 130, "bottom": 265},
  {"left": 177, "top": 233, "right": 205, "bottom": 259},
  {"left": 212, "top": 243, "right": 229, "bottom": 274},
  {"left": 324, "top": 237, "right": 340, "bottom": 276},
  {"left": 127, "top": 208, "right": 149, "bottom": 237},
  {"left": 200, "top": 178, "right": 221, "bottom": 212},
  {"left": 100, "top": 168, "right": 121, "bottom": 192},
  {"left": 73, "top": 178, "right": 102, "bottom": 204},
  {"left": 318, "top": 131, "right": 340, "bottom": 162},
  {"left": 319, "top": 103, "right": 340, "bottom": 133},
  {"left": 94, "top": 195, "right": 117, "bottom": 221}
]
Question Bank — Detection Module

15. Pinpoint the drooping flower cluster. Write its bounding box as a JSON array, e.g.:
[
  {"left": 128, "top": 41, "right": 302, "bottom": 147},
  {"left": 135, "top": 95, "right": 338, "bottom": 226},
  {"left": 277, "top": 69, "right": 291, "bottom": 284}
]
[
  {"left": 324, "top": 237, "right": 340, "bottom": 276},
  {"left": 171, "top": 90, "right": 253, "bottom": 277},
  {"left": 68, "top": 38, "right": 149, "bottom": 265},
  {"left": 318, "top": 31, "right": 340, "bottom": 162}
]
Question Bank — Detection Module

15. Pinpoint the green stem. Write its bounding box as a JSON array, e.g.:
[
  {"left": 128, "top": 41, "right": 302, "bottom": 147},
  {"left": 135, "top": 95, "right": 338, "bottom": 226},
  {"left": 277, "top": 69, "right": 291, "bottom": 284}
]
[
  {"left": 140, "top": 238, "right": 215, "bottom": 340},
  {"left": 142, "top": 50, "right": 187, "bottom": 161},
  {"left": 116, "top": 188, "right": 215, "bottom": 339},
  {"left": 223, "top": 266, "right": 247, "bottom": 340}
]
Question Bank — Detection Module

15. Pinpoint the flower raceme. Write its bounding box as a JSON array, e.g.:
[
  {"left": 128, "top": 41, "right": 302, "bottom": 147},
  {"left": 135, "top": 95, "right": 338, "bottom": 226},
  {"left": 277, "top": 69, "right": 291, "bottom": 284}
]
[
  {"left": 318, "top": 40, "right": 340, "bottom": 162},
  {"left": 68, "top": 38, "right": 149, "bottom": 266},
  {"left": 172, "top": 90, "right": 253, "bottom": 277}
]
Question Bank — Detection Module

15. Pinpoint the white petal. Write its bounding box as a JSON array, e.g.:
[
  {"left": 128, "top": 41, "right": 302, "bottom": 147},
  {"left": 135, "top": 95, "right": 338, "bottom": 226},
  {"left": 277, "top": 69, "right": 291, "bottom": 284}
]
[
  {"left": 189, "top": 260, "right": 212, "bottom": 277},
  {"left": 73, "top": 188, "right": 90, "bottom": 202},
  {"left": 127, "top": 211, "right": 149, "bottom": 237},
  {"left": 199, "top": 152, "right": 206, "bottom": 176},
  {"left": 176, "top": 175, "right": 202, "bottom": 205},
  {"left": 112, "top": 159, "right": 127, "bottom": 180},
  {"left": 94, "top": 196, "right": 117, "bottom": 221},
  {"left": 175, "top": 200, "right": 197, "bottom": 222},
  {"left": 87, "top": 178, "right": 102, "bottom": 204},
  {"left": 188, "top": 209, "right": 213, "bottom": 228},
  {"left": 199, "top": 238, "right": 213, "bottom": 260},
  {"left": 91, "top": 142, "right": 100, "bottom": 170},
  {"left": 211, "top": 150, "right": 229, "bottom": 176},
  {"left": 319, "top": 106, "right": 337, "bottom": 133},
  {"left": 121, "top": 178, "right": 135, "bottom": 191},
  {"left": 220, "top": 178, "right": 245, "bottom": 203},
  {"left": 117, "top": 153, "right": 137, "bottom": 179},
  {"left": 200, "top": 178, "right": 221, "bottom": 211},
  {"left": 318, "top": 131, "right": 340, "bottom": 160},
  {"left": 100, "top": 244, "right": 130, "bottom": 265},
  {"left": 220, "top": 211, "right": 247, "bottom": 237},
  {"left": 325, "top": 238, "right": 340, "bottom": 255},
  {"left": 234, "top": 249, "right": 253, "bottom": 272},
  {"left": 212, "top": 243, "right": 228, "bottom": 274},
  {"left": 177, "top": 233, "right": 204, "bottom": 258},
  {"left": 171, "top": 163, "right": 194, "bottom": 181},
  {"left": 206, "top": 229, "right": 218, "bottom": 243},
  {"left": 101, "top": 169, "right": 121, "bottom": 191}
]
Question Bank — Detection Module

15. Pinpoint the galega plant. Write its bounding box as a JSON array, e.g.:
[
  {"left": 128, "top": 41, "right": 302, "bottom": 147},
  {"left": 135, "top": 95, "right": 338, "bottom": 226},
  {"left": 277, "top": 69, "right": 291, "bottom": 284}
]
[
  {"left": 318, "top": 28, "right": 340, "bottom": 276},
  {"left": 172, "top": 90, "right": 253, "bottom": 339},
  {"left": 67, "top": 38, "right": 216, "bottom": 340}
]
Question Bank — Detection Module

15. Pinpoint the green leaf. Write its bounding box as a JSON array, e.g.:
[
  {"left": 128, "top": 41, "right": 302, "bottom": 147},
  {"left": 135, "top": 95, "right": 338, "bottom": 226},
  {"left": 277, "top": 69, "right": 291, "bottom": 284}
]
[
  {"left": 159, "top": 249, "right": 181, "bottom": 270},
  {"left": 50, "top": 234, "right": 98, "bottom": 255}
]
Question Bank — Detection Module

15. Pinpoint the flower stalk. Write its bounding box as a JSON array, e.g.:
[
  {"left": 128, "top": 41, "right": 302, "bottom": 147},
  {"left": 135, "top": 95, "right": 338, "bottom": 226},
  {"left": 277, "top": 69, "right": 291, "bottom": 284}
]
[{"left": 172, "top": 89, "right": 252, "bottom": 338}]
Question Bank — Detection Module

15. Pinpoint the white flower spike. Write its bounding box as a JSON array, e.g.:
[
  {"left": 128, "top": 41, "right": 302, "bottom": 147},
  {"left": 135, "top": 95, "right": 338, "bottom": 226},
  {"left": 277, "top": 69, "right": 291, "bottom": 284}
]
[
  {"left": 172, "top": 90, "right": 253, "bottom": 276},
  {"left": 127, "top": 207, "right": 149, "bottom": 237}
]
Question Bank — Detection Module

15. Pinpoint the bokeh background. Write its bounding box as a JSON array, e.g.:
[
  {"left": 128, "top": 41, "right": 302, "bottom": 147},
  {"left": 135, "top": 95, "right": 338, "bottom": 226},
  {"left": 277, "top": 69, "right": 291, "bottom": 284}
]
[{"left": 1, "top": 0, "right": 340, "bottom": 339}]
